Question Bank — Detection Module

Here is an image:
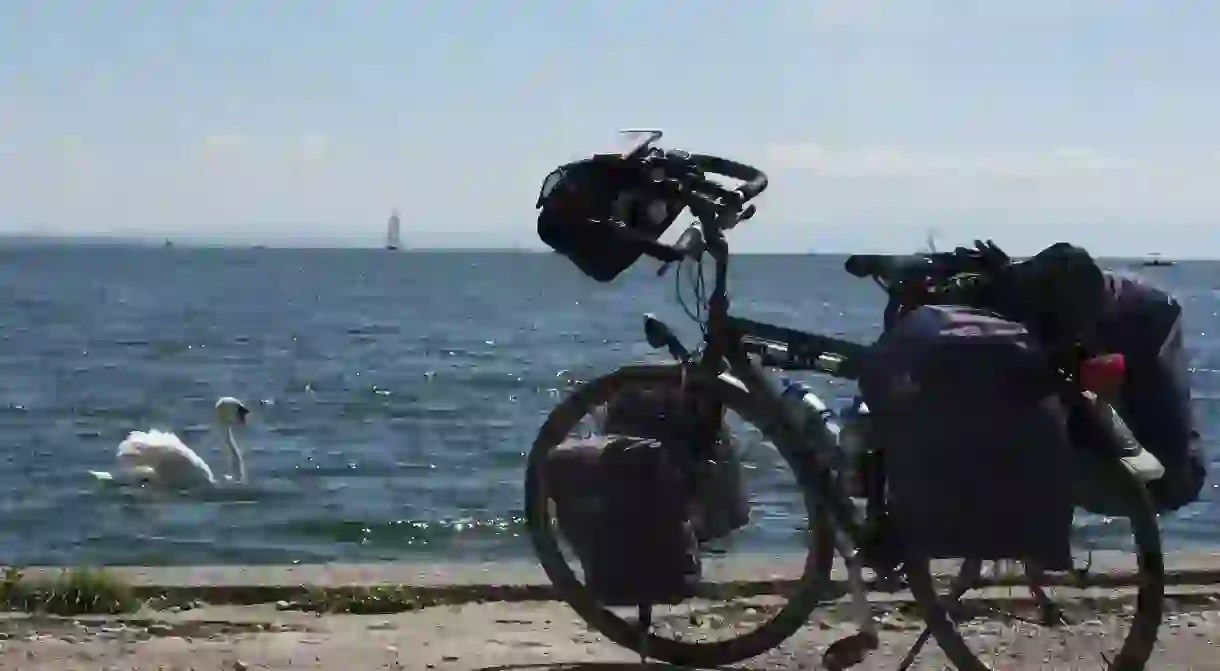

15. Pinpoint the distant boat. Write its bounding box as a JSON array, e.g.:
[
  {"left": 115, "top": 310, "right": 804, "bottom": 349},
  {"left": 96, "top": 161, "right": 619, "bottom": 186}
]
[
  {"left": 1140, "top": 253, "right": 1175, "bottom": 268},
  {"left": 164, "top": 239, "right": 173, "bottom": 249},
  {"left": 922, "top": 228, "right": 939, "bottom": 254},
  {"left": 386, "top": 210, "right": 402, "bottom": 251}
]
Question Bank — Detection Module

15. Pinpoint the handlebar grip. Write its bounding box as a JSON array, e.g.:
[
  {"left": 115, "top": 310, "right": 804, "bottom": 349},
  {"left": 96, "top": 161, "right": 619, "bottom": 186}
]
[
  {"left": 639, "top": 238, "right": 685, "bottom": 263},
  {"left": 844, "top": 254, "right": 914, "bottom": 280},
  {"left": 609, "top": 224, "right": 684, "bottom": 263}
]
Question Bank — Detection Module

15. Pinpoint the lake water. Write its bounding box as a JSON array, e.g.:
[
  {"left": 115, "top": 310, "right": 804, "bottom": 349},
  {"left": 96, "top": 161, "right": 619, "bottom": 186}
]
[{"left": 0, "top": 246, "right": 1216, "bottom": 565}]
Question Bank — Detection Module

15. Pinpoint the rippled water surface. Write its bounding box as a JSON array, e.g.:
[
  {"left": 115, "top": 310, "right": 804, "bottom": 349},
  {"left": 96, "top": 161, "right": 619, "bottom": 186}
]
[{"left": 0, "top": 246, "right": 1216, "bottom": 565}]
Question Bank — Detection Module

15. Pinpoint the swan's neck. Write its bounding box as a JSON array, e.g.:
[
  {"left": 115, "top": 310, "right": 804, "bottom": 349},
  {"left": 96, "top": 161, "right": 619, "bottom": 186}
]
[{"left": 223, "top": 425, "right": 247, "bottom": 483}]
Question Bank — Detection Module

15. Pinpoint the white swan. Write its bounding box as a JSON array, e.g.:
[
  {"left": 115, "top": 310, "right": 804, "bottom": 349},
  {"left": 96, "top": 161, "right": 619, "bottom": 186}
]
[{"left": 89, "top": 397, "right": 251, "bottom": 487}]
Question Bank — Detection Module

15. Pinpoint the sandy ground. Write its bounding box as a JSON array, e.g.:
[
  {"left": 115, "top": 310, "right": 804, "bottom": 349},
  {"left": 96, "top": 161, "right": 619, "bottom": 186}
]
[{"left": 1, "top": 596, "right": 1219, "bottom": 670}]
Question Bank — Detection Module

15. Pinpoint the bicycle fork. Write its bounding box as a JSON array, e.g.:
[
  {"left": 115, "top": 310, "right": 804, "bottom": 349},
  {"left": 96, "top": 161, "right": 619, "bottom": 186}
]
[{"left": 748, "top": 359, "right": 882, "bottom": 668}]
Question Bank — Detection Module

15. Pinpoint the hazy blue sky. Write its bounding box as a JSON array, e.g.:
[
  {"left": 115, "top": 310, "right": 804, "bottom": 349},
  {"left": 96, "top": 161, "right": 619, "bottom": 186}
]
[{"left": 2, "top": 1, "right": 1219, "bottom": 255}]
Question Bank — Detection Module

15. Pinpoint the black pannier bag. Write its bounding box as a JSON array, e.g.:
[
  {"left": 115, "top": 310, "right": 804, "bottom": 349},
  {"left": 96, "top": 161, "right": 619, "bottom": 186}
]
[
  {"left": 860, "top": 305, "right": 1076, "bottom": 568},
  {"left": 597, "top": 385, "right": 751, "bottom": 543},
  {"left": 535, "top": 154, "right": 684, "bottom": 282},
  {"left": 1091, "top": 271, "right": 1206, "bottom": 512},
  {"left": 545, "top": 435, "right": 702, "bottom": 606}
]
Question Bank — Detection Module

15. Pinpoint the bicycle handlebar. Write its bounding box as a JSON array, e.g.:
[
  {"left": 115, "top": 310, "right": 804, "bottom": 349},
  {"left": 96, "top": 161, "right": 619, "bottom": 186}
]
[
  {"left": 845, "top": 242, "right": 1011, "bottom": 285},
  {"left": 616, "top": 149, "right": 770, "bottom": 263},
  {"left": 686, "top": 153, "right": 769, "bottom": 202}
]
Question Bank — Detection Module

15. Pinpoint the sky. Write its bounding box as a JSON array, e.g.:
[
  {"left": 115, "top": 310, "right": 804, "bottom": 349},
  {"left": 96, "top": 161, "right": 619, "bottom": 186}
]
[{"left": 2, "top": 0, "right": 1219, "bottom": 256}]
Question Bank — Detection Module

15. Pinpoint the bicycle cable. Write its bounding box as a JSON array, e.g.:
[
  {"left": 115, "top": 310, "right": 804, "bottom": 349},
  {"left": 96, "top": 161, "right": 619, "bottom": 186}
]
[{"left": 674, "top": 248, "right": 710, "bottom": 336}]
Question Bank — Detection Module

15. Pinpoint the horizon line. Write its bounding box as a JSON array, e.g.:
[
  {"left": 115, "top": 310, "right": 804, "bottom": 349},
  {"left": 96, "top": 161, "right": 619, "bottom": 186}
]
[{"left": 0, "top": 236, "right": 1215, "bottom": 261}]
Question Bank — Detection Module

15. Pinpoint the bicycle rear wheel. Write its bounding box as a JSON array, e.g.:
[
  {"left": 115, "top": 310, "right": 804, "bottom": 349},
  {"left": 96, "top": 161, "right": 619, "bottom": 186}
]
[
  {"left": 525, "top": 363, "right": 837, "bottom": 667},
  {"left": 905, "top": 451, "right": 1164, "bottom": 670}
]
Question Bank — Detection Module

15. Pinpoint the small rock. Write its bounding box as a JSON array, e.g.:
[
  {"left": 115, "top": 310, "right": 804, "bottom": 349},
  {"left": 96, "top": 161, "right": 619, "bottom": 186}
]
[
  {"left": 878, "top": 615, "right": 904, "bottom": 631},
  {"left": 275, "top": 600, "right": 291, "bottom": 610},
  {"left": 147, "top": 623, "right": 173, "bottom": 636},
  {"left": 233, "top": 660, "right": 249, "bottom": 671},
  {"left": 442, "top": 654, "right": 460, "bottom": 662}
]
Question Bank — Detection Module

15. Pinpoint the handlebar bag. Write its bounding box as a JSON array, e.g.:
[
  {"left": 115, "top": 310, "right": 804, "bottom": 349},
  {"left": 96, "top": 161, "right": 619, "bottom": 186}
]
[
  {"left": 1091, "top": 271, "right": 1205, "bottom": 512},
  {"left": 859, "top": 305, "right": 1075, "bottom": 568},
  {"left": 536, "top": 155, "right": 684, "bottom": 282},
  {"left": 544, "top": 435, "right": 701, "bottom": 606}
]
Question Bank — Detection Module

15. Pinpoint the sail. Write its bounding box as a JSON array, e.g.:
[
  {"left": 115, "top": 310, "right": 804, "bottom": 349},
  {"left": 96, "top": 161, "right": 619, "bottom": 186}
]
[
  {"left": 386, "top": 210, "right": 402, "bottom": 250},
  {"left": 923, "top": 229, "right": 938, "bottom": 254}
]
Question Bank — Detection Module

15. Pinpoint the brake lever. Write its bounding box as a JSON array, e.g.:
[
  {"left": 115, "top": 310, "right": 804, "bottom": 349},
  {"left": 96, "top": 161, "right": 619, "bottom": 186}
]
[{"left": 657, "top": 224, "right": 706, "bottom": 277}]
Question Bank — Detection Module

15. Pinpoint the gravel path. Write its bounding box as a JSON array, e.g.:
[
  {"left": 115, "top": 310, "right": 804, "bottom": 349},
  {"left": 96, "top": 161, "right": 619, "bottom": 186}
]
[{"left": 1, "top": 597, "right": 1219, "bottom": 670}]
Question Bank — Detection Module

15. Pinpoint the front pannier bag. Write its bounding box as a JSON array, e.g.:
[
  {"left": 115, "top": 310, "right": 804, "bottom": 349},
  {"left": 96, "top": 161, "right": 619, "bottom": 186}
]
[
  {"left": 535, "top": 155, "right": 684, "bottom": 282},
  {"left": 544, "top": 435, "right": 702, "bottom": 606},
  {"left": 860, "top": 305, "right": 1076, "bottom": 569},
  {"left": 597, "top": 385, "right": 751, "bottom": 543}
]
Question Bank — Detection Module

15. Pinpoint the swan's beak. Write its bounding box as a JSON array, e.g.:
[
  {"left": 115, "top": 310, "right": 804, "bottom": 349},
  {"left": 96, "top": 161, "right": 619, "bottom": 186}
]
[{"left": 236, "top": 405, "right": 250, "bottom": 424}]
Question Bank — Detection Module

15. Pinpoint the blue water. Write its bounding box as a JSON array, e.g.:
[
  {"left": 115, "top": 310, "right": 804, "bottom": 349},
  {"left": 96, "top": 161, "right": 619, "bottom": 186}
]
[{"left": 0, "top": 246, "right": 1215, "bottom": 566}]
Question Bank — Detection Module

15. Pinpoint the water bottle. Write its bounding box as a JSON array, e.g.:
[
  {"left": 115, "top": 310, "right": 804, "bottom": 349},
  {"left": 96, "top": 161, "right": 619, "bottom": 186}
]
[{"left": 779, "top": 378, "right": 842, "bottom": 461}]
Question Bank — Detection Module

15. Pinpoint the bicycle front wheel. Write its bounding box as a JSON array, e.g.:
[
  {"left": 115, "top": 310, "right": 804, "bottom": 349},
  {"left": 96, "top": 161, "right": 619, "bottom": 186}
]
[{"left": 525, "top": 363, "right": 838, "bottom": 667}]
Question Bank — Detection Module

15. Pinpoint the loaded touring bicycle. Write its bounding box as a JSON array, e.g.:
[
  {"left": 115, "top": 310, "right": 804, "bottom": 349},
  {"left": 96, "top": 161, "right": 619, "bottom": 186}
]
[{"left": 526, "top": 130, "right": 1200, "bottom": 670}]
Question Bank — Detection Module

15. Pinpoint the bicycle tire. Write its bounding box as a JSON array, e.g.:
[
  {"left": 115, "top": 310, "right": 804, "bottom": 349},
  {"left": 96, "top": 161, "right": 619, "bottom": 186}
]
[
  {"left": 526, "top": 363, "right": 838, "bottom": 667},
  {"left": 905, "top": 448, "right": 1164, "bottom": 670}
]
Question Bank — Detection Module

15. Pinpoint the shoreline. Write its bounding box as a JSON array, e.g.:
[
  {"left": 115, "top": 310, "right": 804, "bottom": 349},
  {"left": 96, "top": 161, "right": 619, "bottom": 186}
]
[
  {"left": 5, "top": 552, "right": 1220, "bottom": 668},
  {"left": 12, "top": 549, "right": 1220, "bottom": 608},
  {"left": 5, "top": 595, "right": 1220, "bottom": 670}
]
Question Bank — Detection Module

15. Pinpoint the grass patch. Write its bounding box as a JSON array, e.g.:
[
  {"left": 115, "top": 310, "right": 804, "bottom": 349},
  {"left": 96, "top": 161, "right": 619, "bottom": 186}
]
[
  {"left": 289, "top": 585, "right": 447, "bottom": 614},
  {"left": 0, "top": 566, "right": 140, "bottom": 615}
]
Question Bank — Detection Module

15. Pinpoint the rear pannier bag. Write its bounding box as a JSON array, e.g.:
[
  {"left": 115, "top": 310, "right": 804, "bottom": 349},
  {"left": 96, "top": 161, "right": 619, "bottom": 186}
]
[
  {"left": 545, "top": 435, "right": 702, "bottom": 606},
  {"left": 1093, "top": 271, "right": 1206, "bottom": 512},
  {"left": 536, "top": 155, "right": 684, "bottom": 282},
  {"left": 860, "top": 305, "right": 1075, "bottom": 568}
]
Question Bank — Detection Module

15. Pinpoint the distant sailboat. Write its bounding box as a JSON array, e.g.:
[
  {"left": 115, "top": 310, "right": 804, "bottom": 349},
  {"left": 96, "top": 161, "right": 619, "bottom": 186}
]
[
  {"left": 386, "top": 210, "right": 401, "bottom": 251},
  {"left": 922, "top": 229, "right": 939, "bottom": 254}
]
